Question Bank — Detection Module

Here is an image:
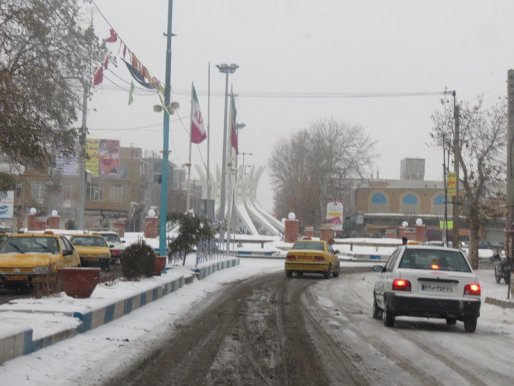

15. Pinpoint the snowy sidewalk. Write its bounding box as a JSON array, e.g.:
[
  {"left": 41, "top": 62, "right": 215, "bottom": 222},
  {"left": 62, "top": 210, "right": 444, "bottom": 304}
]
[{"left": 0, "top": 257, "right": 239, "bottom": 364}]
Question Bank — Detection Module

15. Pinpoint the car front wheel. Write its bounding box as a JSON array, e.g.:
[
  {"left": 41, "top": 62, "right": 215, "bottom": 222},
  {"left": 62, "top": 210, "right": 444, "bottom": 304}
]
[{"left": 285, "top": 270, "right": 292, "bottom": 278}]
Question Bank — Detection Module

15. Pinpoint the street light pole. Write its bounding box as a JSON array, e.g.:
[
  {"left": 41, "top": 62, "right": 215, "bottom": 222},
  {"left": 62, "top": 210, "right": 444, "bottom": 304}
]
[
  {"left": 77, "top": 81, "right": 88, "bottom": 230},
  {"left": 159, "top": 0, "right": 174, "bottom": 257},
  {"left": 216, "top": 63, "right": 238, "bottom": 253}
]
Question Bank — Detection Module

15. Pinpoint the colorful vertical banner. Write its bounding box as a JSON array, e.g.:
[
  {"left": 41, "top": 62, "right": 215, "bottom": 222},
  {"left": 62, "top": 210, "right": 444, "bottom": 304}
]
[
  {"left": 326, "top": 201, "right": 344, "bottom": 231},
  {"left": 99, "top": 139, "right": 120, "bottom": 178},
  {"left": 85, "top": 139, "right": 100, "bottom": 177},
  {"left": 447, "top": 172, "right": 457, "bottom": 197}
]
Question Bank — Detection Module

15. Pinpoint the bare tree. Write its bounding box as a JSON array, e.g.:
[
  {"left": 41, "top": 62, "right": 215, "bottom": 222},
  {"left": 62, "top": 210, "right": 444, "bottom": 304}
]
[
  {"left": 0, "top": 0, "right": 106, "bottom": 189},
  {"left": 269, "top": 118, "right": 377, "bottom": 228},
  {"left": 431, "top": 97, "right": 507, "bottom": 268}
]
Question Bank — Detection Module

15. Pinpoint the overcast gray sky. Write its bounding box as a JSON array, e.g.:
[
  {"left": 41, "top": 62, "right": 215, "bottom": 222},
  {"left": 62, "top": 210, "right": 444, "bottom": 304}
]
[{"left": 86, "top": 0, "right": 514, "bottom": 212}]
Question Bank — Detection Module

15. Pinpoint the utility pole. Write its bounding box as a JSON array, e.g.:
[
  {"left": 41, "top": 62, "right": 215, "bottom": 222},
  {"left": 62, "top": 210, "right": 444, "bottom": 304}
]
[
  {"left": 452, "top": 91, "right": 460, "bottom": 248},
  {"left": 158, "top": 0, "right": 174, "bottom": 257},
  {"left": 506, "top": 69, "right": 514, "bottom": 297},
  {"left": 77, "top": 82, "right": 88, "bottom": 230}
]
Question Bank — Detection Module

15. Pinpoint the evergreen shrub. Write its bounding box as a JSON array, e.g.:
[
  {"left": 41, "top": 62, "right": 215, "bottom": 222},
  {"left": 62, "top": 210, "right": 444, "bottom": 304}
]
[{"left": 121, "top": 239, "right": 156, "bottom": 280}]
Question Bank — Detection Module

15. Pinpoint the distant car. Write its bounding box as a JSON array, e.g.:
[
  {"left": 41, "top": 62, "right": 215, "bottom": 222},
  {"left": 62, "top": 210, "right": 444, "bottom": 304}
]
[
  {"left": 69, "top": 234, "right": 111, "bottom": 270},
  {"left": 0, "top": 232, "right": 80, "bottom": 287},
  {"left": 285, "top": 239, "right": 340, "bottom": 279},
  {"left": 96, "top": 231, "right": 126, "bottom": 262},
  {"left": 372, "top": 245, "right": 481, "bottom": 332}
]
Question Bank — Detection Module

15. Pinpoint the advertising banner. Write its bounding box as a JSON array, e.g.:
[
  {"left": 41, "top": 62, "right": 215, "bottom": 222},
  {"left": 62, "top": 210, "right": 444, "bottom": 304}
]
[
  {"left": 326, "top": 201, "right": 344, "bottom": 231},
  {"left": 0, "top": 191, "right": 14, "bottom": 219},
  {"left": 99, "top": 139, "right": 120, "bottom": 178},
  {"left": 85, "top": 139, "right": 100, "bottom": 177},
  {"left": 55, "top": 148, "right": 79, "bottom": 176},
  {"left": 447, "top": 172, "right": 457, "bottom": 197}
]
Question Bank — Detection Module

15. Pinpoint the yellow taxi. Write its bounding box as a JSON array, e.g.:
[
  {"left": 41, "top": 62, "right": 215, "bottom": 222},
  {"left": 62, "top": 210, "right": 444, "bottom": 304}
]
[
  {"left": 69, "top": 234, "right": 111, "bottom": 270},
  {"left": 285, "top": 239, "right": 341, "bottom": 279},
  {"left": 0, "top": 232, "right": 80, "bottom": 287}
]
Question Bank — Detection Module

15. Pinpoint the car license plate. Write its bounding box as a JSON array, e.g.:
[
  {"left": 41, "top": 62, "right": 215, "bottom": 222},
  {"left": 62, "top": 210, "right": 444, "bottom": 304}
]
[
  {"left": 420, "top": 282, "right": 454, "bottom": 293},
  {"left": 6, "top": 275, "right": 29, "bottom": 281}
]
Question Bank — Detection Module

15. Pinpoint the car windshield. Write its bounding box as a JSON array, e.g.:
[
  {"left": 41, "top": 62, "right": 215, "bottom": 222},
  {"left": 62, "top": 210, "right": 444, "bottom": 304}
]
[
  {"left": 72, "top": 237, "right": 107, "bottom": 247},
  {"left": 291, "top": 241, "right": 324, "bottom": 251},
  {"left": 0, "top": 237, "right": 59, "bottom": 254},
  {"left": 398, "top": 249, "right": 471, "bottom": 272},
  {"left": 101, "top": 234, "right": 120, "bottom": 243}
]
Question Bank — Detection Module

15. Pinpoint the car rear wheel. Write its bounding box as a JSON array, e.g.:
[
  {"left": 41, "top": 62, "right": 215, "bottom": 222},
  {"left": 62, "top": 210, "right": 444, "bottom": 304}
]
[
  {"left": 464, "top": 318, "right": 477, "bottom": 333},
  {"left": 285, "top": 270, "right": 292, "bottom": 278},
  {"left": 333, "top": 266, "right": 340, "bottom": 278},
  {"left": 296, "top": 272, "right": 303, "bottom": 278},
  {"left": 446, "top": 318, "right": 457, "bottom": 325},
  {"left": 372, "top": 294, "right": 383, "bottom": 320},
  {"left": 323, "top": 265, "right": 331, "bottom": 279},
  {"left": 383, "top": 303, "right": 395, "bottom": 327}
]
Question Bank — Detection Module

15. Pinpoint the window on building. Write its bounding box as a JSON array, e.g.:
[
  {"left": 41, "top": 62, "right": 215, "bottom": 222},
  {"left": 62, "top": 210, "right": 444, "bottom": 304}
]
[
  {"left": 31, "top": 182, "right": 46, "bottom": 201},
  {"left": 61, "top": 184, "right": 73, "bottom": 201},
  {"left": 433, "top": 194, "right": 445, "bottom": 215},
  {"left": 110, "top": 184, "right": 126, "bottom": 202},
  {"left": 87, "top": 183, "right": 103, "bottom": 201},
  {"left": 401, "top": 193, "right": 420, "bottom": 214},
  {"left": 369, "top": 192, "right": 388, "bottom": 213}
]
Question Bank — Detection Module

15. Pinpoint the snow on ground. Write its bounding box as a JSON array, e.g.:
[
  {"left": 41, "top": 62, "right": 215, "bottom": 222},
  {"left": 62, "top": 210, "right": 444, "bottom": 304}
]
[{"left": 0, "top": 254, "right": 512, "bottom": 385}]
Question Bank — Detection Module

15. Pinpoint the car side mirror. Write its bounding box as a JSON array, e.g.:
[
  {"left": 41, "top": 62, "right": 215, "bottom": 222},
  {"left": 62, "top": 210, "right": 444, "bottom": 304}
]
[
  {"left": 109, "top": 244, "right": 115, "bottom": 248},
  {"left": 373, "top": 265, "right": 384, "bottom": 272},
  {"left": 63, "top": 250, "right": 73, "bottom": 256},
  {"left": 334, "top": 250, "right": 340, "bottom": 254},
  {"left": 122, "top": 240, "right": 126, "bottom": 243}
]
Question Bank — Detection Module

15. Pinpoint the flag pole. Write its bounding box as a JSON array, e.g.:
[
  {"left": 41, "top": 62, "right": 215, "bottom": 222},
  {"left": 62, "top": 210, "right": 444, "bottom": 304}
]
[
  {"left": 186, "top": 82, "right": 193, "bottom": 211},
  {"left": 207, "top": 62, "right": 211, "bottom": 203}
]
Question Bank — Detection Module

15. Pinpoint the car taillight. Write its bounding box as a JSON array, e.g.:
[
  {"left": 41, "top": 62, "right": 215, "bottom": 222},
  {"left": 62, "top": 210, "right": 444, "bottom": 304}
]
[
  {"left": 111, "top": 249, "right": 121, "bottom": 256},
  {"left": 431, "top": 264, "right": 440, "bottom": 270},
  {"left": 464, "top": 283, "right": 481, "bottom": 296},
  {"left": 392, "top": 279, "right": 411, "bottom": 291},
  {"left": 286, "top": 255, "right": 296, "bottom": 260},
  {"left": 313, "top": 256, "right": 325, "bottom": 262}
]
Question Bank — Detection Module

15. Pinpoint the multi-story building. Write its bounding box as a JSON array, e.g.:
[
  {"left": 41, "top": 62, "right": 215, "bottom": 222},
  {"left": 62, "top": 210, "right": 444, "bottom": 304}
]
[
  {"left": 12, "top": 146, "right": 186, "bottom": 232},
  {"left": 340, "top": 158, "right": 505, "bottom": 243}
]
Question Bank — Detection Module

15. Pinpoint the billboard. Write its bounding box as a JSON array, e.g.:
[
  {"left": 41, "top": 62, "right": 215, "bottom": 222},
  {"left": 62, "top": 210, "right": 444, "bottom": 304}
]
[
  {"left": 325, "top": 201, "right": 344, "bottom": 231},
  {"left": 85, "top": 139, "right": 100, "bottom": 176},
  {"left": 98, "top": 139, "right": 120, "bottom": 178},
  {"left": 0, "top": 191, "right": 14, "bottom": 219},
  {"left": 55, "top": 150, "right": 79, "bottom": 176}
]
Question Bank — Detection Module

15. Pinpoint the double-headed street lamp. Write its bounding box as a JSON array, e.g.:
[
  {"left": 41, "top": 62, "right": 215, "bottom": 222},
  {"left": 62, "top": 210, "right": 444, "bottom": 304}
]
[{"left": 216, "top": 63, "right": 238, "bottom": 250}]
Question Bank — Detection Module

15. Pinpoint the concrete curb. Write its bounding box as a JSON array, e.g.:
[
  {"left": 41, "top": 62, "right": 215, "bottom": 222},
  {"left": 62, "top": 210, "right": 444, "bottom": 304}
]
[
  {"left": 484, "top": 296, "right": 514, "bottom": 309},
  {"left": 193, "top": 258, "right": 240, "bottom": 279},
  {"left": 0, "top": 258, "right": 239, "bottom": 364}
]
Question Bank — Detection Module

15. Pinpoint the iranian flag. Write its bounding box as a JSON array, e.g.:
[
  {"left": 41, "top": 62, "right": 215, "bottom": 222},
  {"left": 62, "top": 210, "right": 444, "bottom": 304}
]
[{"left": 190, "top": 84, "right": 207, "bottom": 144}]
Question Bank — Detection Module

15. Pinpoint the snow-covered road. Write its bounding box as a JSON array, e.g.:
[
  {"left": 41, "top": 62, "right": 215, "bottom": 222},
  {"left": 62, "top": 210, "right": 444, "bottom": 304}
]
[{"left": 0, "top": 259, "right": 513, "bottom": 385}]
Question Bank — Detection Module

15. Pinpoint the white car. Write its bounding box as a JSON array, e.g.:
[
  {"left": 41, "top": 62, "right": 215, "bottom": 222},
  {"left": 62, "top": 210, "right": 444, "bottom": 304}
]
[
  {"left": 96, "top": 231, "right": 126, "bottom": 262},
  {"left": 372, "top": 245, "right": 481, "bottom": 332}
]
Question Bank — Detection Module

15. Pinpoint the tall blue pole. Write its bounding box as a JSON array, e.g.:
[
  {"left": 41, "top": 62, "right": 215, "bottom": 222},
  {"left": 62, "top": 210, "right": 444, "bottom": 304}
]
[{"left": 159, "top": 0, "right": 173, "bottom": 257}]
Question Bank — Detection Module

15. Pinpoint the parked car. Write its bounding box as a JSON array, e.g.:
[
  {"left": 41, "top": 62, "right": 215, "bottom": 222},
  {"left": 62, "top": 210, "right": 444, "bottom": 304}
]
[
  {"left": 69, "top": 234, "right": 111, "bottom": 270},
  {"left": 285, "top": 239, "right": 340, "bottom": 279},
  {"left": 372, "top": 245, "right": 481, "bottom": 332},
  {"left": 96, "top": 231, "right": 126, "bottom": 263},
  {"left": 0, "top": 232, "right": 80, "bottom": 287}
]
